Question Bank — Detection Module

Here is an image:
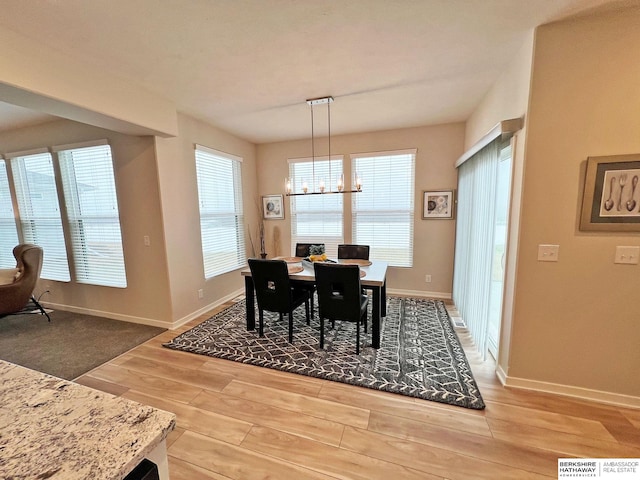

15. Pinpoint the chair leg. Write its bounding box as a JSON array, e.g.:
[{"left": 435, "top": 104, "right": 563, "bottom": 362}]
[
  {"left": 279, "top": 313, "right": 283, "bottom": 322},
  {"left": 363, "top": 311, "right": 368, "bottom": 334},
  {"left": 320, "top": 316, "right": 324, "bottom": 349},
  {"left": 31, "top": 295, "right": 51, "bottom": 322},
  {"left": 288, "top": 311, "right": 294, "bottom": 343},
  {"left": 356, "top": 320, "right": 360, "bottom": 355},
  {"left": 258, "top": 310, "right": 264, "bottom": 337},
  {"left": 305, "top": 298, "right": 310, "bottom": 325}
]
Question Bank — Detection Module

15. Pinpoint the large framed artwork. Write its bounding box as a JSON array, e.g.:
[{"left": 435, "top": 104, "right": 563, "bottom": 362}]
[
  {"left": 422, "top": 190, "right": 455, "bottom": 219},
  {"left": 262, "top": 194, "right": 284, "bottom": 220},
  {"left": 580, "top": 154, "right": 640, "bottom": 232}
]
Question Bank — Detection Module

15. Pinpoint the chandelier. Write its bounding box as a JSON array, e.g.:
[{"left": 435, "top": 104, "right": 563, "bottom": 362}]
[{"left": 285, "top": 96, "right": 362, "bottom": 196}]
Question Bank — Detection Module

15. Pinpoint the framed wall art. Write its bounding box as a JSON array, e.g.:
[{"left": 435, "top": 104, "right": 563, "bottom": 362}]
[
  {"left": 580, "top": 154, "right": 640, "bottom": 232},
  {"left": 422, "top": 190, "right": 455, "bottom": 219},
  {"left": 262, "top": 194, "right": 284, "bottom": 220}
]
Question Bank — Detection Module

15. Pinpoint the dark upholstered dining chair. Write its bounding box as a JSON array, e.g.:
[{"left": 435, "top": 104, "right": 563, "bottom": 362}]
[
  {"left": 248, "top": 258, "right": 310, "bottom": 343},
  {"left": 293, "top": 243, "right": 325, "bottom": 316},
  {"left": 337, "top": 244, "right": 370, "bottom": 260},
  {"left": 0, "top": 244, "right": 50, "bottom": 322},
  {"left": 338, "top": 244, "right": 370, "bottom": 297},
  {"left": 313, "top": 263, "right": 368, "bottom": 354},
  {"left": 295, "top": 243, "right": 325, "bottom": 258}
]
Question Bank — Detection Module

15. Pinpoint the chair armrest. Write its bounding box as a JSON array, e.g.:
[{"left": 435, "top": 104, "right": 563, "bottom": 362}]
[{"left": 0, "top": 268, "right": 20, "bottom": 285}]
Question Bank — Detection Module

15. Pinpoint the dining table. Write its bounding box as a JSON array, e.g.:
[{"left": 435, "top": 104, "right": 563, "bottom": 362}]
[{"left": 241, "top": 258, "right": 388, "bottom": 349}]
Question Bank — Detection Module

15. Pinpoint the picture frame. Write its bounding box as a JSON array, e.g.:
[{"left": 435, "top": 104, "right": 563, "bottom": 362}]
[
  {"left": 262, "top": 194, "right": 284, "bottom": 220},
  {"left": 580, "top": 154, "right": 640, "bottom": 232},
  {"left": 422, "top": 190, "right": 455, "bottom": 219}
]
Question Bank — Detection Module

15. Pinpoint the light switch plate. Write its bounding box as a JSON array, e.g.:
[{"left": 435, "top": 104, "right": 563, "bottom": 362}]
[
  {"left": 538, "top": 244, "right": 559, "bottom": 262},
  {"left": 614, "top": 246, "right": 640, "bottom": 264}
]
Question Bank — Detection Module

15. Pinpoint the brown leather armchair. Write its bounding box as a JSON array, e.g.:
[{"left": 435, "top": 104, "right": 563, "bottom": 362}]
[{"left": 0, "top": 244, "right": 50, "bottom": 321}]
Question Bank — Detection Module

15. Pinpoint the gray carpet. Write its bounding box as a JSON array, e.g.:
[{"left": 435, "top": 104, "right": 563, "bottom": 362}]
[
  {"left": 0, "top": 309, "right": 165, "bottom": 380},
  {"left": 164, "top": 296, "right": 485, "bottom": 409}
]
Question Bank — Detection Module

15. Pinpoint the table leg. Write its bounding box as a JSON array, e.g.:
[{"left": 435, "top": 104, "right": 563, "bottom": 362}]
[
  {"left": 245, "top": 276, "right": 255, "bottom": 331},
  {"left": 372, "top": 286, "right": 381, "bottom": 349},
  {"left": 381, "top": 279, "right": 387, "bottom": 318}
]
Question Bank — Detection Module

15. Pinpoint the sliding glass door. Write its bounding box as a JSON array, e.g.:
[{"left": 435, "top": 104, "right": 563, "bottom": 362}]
[
  {"left": 453, "top": 139, "right": 512, "bottom": 360},
  {"left": 486, "top": 144, "right": 512, "bottom": 358}
]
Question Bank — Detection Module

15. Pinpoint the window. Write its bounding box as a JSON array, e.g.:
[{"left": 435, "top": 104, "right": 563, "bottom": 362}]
[
  {"left": 289, "top": 157, "right": 344, "bottom": 257},
  {"left": 195, "top": 145, "right": 246, "bottom": 278},
  {"left": 10, "top": 150, "right": 71, "bottom": 281},
  {"left": 57, "top": 141, "right": 127, "bottom": 288},
  {"left": 352, "top": 150, "right": 416, "bottom": 267},
  {"left": 0, "top": 159, "right": 19, "bottom": 268}
]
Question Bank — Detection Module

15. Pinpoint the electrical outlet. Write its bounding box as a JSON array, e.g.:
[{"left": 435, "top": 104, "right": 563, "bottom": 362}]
[
  {"left": 198, "top": 289, "right": 204, "bottom": 299},
  {"left": 425, "top": 274, "right": 432, "bottom": 283},
  {"left": 615, "top": 246, "right": 640, "bottom": 264},
  {"left": 538, "top": 244, "right": 559, "bottom": 262}
]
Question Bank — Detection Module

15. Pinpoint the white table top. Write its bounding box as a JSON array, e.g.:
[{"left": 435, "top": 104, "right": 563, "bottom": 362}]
[
  {"left": 0, "top": 360, "right": 175, "bottom": 480},
  {"left": 241, "top": 258, "right": 388, "bottom": 287}
]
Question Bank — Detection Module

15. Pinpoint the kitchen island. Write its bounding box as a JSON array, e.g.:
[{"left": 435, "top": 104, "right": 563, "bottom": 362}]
[{"left": 0, "top": 360, "right": 176, "bottom": 479}]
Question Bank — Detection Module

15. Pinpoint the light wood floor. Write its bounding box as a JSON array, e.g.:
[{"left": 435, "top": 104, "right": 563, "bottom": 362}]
[{"left": 76, "top": 299, "right": 640, "bottom": 480}]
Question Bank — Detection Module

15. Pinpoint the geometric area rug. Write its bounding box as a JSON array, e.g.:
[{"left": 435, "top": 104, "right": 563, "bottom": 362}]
[{"left": 163, "top": 296, "right": 485, "bottom": 410}]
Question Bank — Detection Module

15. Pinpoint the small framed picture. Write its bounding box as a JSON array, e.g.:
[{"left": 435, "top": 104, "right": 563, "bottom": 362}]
[
  {"left": 422, "top": 190, "right": 455, "bottom": 219},
  {"left": 580, "top": 154, "right": 640, "bottom": 232},
  {"left": 262, "top": 194, "right": 284, "bottom": 220}
]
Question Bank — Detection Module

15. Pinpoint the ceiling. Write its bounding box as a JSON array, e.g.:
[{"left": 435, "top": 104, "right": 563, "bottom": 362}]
[{"left": 0, "top": 0, "right": 628, "bottom": 143}]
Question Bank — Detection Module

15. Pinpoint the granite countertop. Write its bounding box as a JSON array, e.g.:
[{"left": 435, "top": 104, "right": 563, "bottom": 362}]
[{"left": 0, "top": 360, "right": 176, "bottom": 479}]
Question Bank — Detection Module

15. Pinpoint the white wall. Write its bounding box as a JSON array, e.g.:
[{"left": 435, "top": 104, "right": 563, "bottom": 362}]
[
  {"left": 257, "top": 123, "right": 464, "bottom": 297},
  {"left": 0, "top": 27, "right": 177, "bottom": 137},
  {"left": 154, "top": 113, "right": 258, "bottom": 325},
  {"left": 464, "top": 31, "right": 534, "bottom": 378},
  {"left": 509, "top": 7, "right": 640, "bottom": 399},
  {"left": 0, "top": 120, "right": 174, "bottom": 326}
]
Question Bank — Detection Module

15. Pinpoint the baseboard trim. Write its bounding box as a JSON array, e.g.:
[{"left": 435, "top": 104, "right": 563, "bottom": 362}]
[
  {"left": 499, "top": 372, "right": 640, "bottom": 409},
  {"left": 496, "top": 364, "right": 508, "bottom": 386},
  {"left": 387, "top": 288, "right": 452, "bottom": 300},
  {"left": 170, "top": 289, "right": 244, "bottom": 330},
  {"left": 42, "top": 288, "right": 245, "bottom": 331},
  {"left": 41, "top": 301, "right": 173, "bottom": 329}
]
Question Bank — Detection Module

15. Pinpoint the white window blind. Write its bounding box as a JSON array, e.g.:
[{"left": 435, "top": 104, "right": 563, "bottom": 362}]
[
  {"left": 195, "top": 145, "right": 246, "bottom": 278},
  {"left": 289, "top": 157, "right": 344, "bottom": 257},
  {"left": 10, "top": 151, "right": 71, "bottom": 281},
  {"left": 452, "top": 139, "right": 507, "bottom": 359},
  {"left": 0, "top": 160, "right": 19, "bottom": 268},
  {"left": 57, "top": 142, "right": 127, "bottom": 288},
  {"left": 352, "top": 150, "right": 416, "bottom": 267}
]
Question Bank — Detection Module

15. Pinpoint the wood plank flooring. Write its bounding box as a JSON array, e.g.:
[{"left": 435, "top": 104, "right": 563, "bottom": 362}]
[{"left": 75, "top": 299, "right": 640, "bottom": 480}]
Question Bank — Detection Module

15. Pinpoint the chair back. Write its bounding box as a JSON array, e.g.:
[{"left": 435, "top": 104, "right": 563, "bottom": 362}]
[
  {"left": 314, "top": 263, "right": 363, "bottom": 322},
  {"left": 0, "top": 244, "right": 44, "bottom": 316},
  {"left": 337, "top": 244, "right": 370, "bottom": 260},
  {"left": 295, "top": 243, "right": 325, "bottom": 257},
  {"left": 248, "top": 259, "right": 294, "bottom": 314}
]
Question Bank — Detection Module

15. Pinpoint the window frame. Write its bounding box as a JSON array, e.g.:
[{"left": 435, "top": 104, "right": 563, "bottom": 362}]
[
  {"left": 0, "top": 157, "right": 20, "bottom": 268},
  {"left": 350, "top": 149, "right": 416, "bottom": 268},
  {"left": 194, "top": 144, "right": 246, "bottom": 279},
  {"left": 8, "top": 148, "right": 71, "bottom": 281},
  {"left": 288, "top": 155, "right": 344, "bottom": 257},
  {"left": 55, "top": 140, "right": 128, "bottom": 288}
]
